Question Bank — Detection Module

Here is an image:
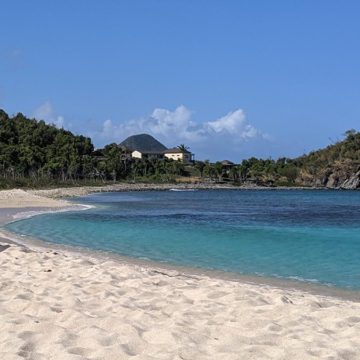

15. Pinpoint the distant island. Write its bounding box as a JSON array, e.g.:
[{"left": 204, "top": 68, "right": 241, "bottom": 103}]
[{"left": 0, "top": 109, "right": 359, "bottom": 189}]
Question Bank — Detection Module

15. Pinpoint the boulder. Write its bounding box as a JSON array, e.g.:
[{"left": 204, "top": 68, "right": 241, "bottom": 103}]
[
  {"left": 341, "top": 170, "right": 360, "bottom": 189},
  {"left": 326, "top": 173, "right": 339, "bottom": 188}
]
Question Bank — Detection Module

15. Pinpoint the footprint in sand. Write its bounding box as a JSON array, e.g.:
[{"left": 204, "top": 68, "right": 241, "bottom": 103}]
[
  {"left": 67, "top": 347, "right": 92, "bottom": 357},
  {"left": 347, "top": 316, "right": 360, "bottom": 324},
  {"left": 17, "top": 341, "right": 35, "bottom": 358},
  {"left": 207, "top": 291, "right": 228, "bottom": 299}
]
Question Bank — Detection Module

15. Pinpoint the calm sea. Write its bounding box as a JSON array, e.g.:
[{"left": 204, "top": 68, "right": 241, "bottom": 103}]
[{"left": 4, "top": 189, "right": 360, "bottom": 290}]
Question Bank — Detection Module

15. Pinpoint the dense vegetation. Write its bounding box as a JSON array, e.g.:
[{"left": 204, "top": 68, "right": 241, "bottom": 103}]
[
  {"left": 201, "top": 129, "right": 360, "bottom": 187},
  {"left": 0, "top": 109, "right": 359, "bottom": 188},
  {"left": 0, "top": 110, "right": 187, "bottom": 188}
]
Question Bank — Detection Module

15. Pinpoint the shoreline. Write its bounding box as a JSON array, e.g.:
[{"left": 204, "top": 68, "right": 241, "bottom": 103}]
[
  {"left": 27, "top": 182, "right": 340, "bottom": 199},
  {"left": 2, "top": 226, "right": 360, "bottom": 303},
  {"left": 0, "top": 190, "right": 359, "bottom": 302}
]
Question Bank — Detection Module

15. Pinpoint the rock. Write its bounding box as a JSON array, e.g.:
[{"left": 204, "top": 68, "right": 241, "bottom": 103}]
[
  {"left": 325, "top": 173, "right": 339, "bottom": 188},
  {"left": 341, "top": 170, "right": 360, "bottom": 189}
]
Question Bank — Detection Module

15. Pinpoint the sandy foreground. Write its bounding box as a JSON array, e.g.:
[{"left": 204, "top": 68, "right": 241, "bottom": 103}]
[{"left": 0, "top": 189, "right": 360, "bottom": 359}]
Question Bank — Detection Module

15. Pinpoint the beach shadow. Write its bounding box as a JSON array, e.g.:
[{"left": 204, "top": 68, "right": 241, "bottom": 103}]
[{"left": 0, "top": 244, "right": 10, "bottom": 253}]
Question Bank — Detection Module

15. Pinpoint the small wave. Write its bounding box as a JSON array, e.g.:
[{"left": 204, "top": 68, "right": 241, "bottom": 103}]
[
  {"left": 169, "top": 188, "right": 197, "bottom": 192},
  {"left": 287, "top": 275, "right": 320, "bottom": 284},
  {"left": 250, "top": 272, "right": 338, "bottom": 288},
  {"left": 11, "top": 204, "right": 95, "bottom": 222}
]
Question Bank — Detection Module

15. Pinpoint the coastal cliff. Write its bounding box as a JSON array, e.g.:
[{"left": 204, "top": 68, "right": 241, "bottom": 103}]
[
  {"left": 231, "top": 130, "right": 360, "bottom": 189},
  {"left": 293, "top": 130, "right": 360, "bottom": 189},
  {"left": 295, "top": 163, "right": 360, "bottom": 189}
]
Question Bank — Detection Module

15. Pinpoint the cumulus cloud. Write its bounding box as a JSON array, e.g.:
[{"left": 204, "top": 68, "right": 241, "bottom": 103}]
[
  {"left": 32, "top": 101, "right": 65, "bottom": 128},
  {"left": 148, "top": 106, "right": 201, "bottom": 141},
  {"left": 30, "top": 102, "right": 268, "bottom": 160},
  {"left": 95, "top": 105, "right": 202, "bottom": 143},
  {"left": 206, "top": 109, "right": 260, "bottom": 140},
  {"left": 93, "top": 105, "right": 265, "bottom": 148}
]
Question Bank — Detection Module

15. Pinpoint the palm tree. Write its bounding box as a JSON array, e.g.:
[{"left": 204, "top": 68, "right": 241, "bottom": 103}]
[{"left": 177, "top": 144, "right": 190, "bottom": 152}]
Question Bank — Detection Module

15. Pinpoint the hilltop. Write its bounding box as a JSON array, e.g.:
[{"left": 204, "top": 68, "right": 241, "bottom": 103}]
[{"left": 119, "top": 134, "right": 167, "bottom": 153}]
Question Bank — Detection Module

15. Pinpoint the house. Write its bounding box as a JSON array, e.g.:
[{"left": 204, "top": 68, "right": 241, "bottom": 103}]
[
  {"left": 219, "top": 160, "right": 236, "bottom": 181},
  {"left": 164, "top": 148, "right": 194, "bottom": 163},
  {"left": 220, "top": 160, "right": 235, "bottom": 167},
  {"left": 119, "top": 134, "right": 195, "bottom": 163},
  {"left": 119, "top": 134, "right": 167, "bottom": 160},
  {"left": 130, "top": 150, "right": 162, "bottom": 159}
]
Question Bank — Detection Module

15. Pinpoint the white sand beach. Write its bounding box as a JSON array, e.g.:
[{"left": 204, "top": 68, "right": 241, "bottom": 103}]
[
  {"left": 0, "top": 189, "right": 70, "bottom": 208},
  {"left": 1, "top": 189, "right": 360, "bottom": 359}
]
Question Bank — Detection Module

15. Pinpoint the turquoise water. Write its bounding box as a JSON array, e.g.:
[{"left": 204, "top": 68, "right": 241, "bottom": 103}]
[{"left": 4, "top": 190, "right": 360, "bottom": 290}]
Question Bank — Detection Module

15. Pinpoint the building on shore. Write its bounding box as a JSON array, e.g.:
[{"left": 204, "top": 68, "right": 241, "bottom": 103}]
[
  {"left": 130, "top": 149, "right": 163, "bottom": 160},
  {"left": 164, "top": 148, "right": 194, "bottom": 163},
  {"left": 119, "top": 134, "right": 194, "bottom": 163},
  {"left": 220, "top": 160, "right": 235, "bottom": 167},
  {"left": 119, "top": 134, "right": 167, "bottom": 160}
]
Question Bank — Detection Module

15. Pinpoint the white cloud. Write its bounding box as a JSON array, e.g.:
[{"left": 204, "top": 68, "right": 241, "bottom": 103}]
[
  {"left": 30, "top": 102, "right": 268, "bottom": 160},
  {"left": 149, "top": 105, "right": 200, "bottom": 140},
  {"left": 33, "top": 101, "right": 65, "bottom": 128},
  {"left": 95, "top": 105, "right": 201, "bottom": 142},
  {"left": 93, "top": 105, "right": 265, "bottom": 147},
  {"left": 206, "top": 109, "right": 260, "bottom": 140}
]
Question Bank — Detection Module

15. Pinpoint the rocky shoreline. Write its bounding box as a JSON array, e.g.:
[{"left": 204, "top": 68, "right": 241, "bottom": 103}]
[{"left": 26, "top": 182, "right": 343, "bottom": 199}]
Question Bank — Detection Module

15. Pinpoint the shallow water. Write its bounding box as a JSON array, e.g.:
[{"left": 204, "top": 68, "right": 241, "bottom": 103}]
[{"left": 4, "top": 189, "right": 360, "bottom": 290}]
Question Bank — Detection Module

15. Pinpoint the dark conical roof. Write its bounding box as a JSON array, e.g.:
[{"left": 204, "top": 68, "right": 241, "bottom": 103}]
[
  {"left": 119, "top": 134, "right": 167, "bottom": 153},
  {"left": 221, "top": 160, "right": 235, "bottom": 166}
]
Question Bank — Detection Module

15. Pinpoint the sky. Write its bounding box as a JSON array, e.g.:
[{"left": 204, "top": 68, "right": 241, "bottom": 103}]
[{"left": 1, "top": 0, "right": 360, "bottom": 161}]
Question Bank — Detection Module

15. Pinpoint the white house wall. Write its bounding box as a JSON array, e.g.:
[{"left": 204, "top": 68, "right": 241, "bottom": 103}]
[{"left": 131, "top": 150, "right": 142, "bottom": 159}]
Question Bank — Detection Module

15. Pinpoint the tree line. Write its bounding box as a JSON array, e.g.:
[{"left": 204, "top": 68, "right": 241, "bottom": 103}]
[
  {"left": 196, "top": 129, "right": 360, "bottom": 186},
  {"left": 0, "top": 109, "right": 359, "bottom": 188},
  {"left": 0, "top": 110, "right": 187, "bottom": 187}
]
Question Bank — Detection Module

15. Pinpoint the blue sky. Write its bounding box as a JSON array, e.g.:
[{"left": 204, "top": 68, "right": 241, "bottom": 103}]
[{"left": 1, "top": 1, "right": 360, "bottom": 161}]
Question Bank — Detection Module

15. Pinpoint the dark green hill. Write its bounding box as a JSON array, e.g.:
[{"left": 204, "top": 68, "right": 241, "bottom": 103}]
[{"left": 119, "top": 134, "right": 167, "bottom": 153}]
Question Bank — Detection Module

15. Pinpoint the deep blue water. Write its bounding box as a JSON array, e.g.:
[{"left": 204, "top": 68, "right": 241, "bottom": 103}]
[{"left": 4, "top": 190, "right": 360, "bottom": 289}]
